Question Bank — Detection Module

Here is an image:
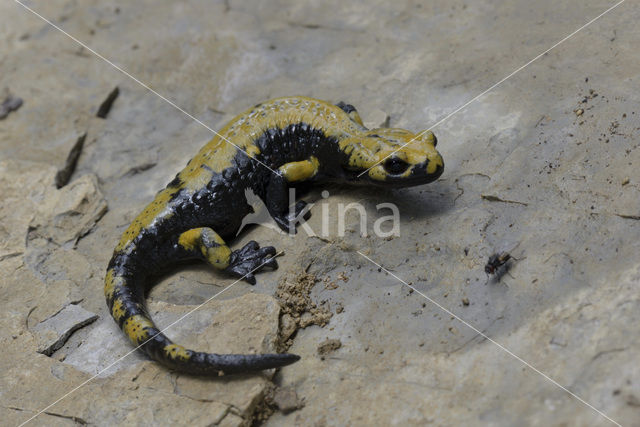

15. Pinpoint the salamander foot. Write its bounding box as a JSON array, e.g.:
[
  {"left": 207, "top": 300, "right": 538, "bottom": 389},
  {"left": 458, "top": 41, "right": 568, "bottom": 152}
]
[{"left": 225, "top": 241, "right": 278, "bottom": 284}]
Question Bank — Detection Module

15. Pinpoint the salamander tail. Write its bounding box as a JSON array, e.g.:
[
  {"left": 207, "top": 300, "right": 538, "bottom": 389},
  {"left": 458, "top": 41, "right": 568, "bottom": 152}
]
[{"left": 105, "top": 260, "right": 300, "bottom": 375}]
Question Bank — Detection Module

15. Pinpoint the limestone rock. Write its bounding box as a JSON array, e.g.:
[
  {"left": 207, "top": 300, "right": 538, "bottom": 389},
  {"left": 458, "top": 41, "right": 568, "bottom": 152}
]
[
  {"left": 0, "top": 160, "right": 57, "bottom": 261},
  {"left": 30, "top": 173, "right": 108, "bottom": 247},
  {"left": 31, "top": 304, "right": 98, "bottom": 356}
]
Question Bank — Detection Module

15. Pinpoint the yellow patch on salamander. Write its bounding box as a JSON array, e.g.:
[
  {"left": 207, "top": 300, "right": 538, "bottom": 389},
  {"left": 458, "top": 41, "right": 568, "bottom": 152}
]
[
  {"left": 245, "top": 144, "right": 261, "bottom": 158},
  {"left": 123, "top": 315, "right": 154, "bottom": 343},
  {"left": 177, "top": 228, "right": 231, "bottom": 269},
  {"left": 279, "top": 156, "right": 319, "bottom": 182},
  {"left": 204, "top": 245, "right": 231, "bottom": 269},
  {"left": 111, "top": 298, "right": 126, "bottom": 323},
  {"left": 165, "top": 344, "right": 191, "bottom": 361},
  {"left": 426, "top": 151, "right": 444, "bottom": 174},
  {"left": 177, "top": 228, "right": 203, "bottom": 252},
  {"left": 104, "top": 269, "right": 125, "bottom": 301}
]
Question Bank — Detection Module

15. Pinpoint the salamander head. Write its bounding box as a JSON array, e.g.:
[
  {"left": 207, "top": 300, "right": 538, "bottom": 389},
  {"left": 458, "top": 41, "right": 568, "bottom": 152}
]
[{"left": 338, "top": 129, "right": 444, "bottom": 187}]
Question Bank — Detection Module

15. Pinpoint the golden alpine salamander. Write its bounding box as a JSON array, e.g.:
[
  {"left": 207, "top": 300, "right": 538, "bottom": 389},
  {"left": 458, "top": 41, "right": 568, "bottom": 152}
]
[{"left": 105, "top": 96, "right": 444, "bottom": 375}]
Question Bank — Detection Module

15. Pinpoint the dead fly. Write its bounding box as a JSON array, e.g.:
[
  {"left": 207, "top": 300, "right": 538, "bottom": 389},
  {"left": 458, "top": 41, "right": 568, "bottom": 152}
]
[{"left": 485, "top": 252, "right": 513, "bottom": 276}]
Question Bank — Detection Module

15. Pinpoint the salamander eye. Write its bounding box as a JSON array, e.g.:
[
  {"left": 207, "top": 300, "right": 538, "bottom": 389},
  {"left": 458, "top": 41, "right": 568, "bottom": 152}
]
[{"left": 383, "top": 157, "right": 409, "bottom": 175}]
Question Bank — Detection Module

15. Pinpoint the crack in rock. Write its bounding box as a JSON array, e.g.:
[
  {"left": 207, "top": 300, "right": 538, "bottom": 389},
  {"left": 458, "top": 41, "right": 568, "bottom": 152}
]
[{"left": 31, "top": 304, "right": 98, "bottom": 356}]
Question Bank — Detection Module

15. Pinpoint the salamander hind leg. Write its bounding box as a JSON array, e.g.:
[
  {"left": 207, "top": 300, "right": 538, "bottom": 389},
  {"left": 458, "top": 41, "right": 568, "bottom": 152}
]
[{"left": 177, "top": 228, "right": 277, "bottom": 284}]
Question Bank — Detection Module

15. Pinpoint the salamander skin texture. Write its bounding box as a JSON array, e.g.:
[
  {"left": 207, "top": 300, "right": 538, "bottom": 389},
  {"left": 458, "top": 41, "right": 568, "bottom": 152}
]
[{"left": 105, "top": 96, "right": 444, "bottom": 375}]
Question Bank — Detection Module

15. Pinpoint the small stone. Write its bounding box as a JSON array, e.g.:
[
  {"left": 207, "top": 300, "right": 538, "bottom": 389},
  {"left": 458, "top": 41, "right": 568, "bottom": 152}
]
[
  {"left": 621, "top": 177, "right": 630, "bottom": 186},
  {"left": 364, "top": 109, "right": 390, "bottom": 129},
  {"left": 462, "top": 297, "right": 470, "bottom": 306},
  {"left": 575, "top": 108, "right": 584, "bottom": 116},
  {"left": 0, "top": 92, "right": 23, "bottom": 120},
  {"left": 271, "top": 386, "right": 304, "bottom": 414},
  {"left": 627, "top": 394, "right": 640, "bottom": 408},
  {"left": 280, "top": 313, "right": 297, "bottom": 342},
  {"left": 317, "top": 338, "right": 342, "bottom": 355}
]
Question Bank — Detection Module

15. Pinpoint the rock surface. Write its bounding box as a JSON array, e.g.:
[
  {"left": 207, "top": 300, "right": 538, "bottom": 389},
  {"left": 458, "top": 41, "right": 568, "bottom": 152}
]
[
  {"left": 30, "top": 173, "right": 108, "bottom": 247},
  {"left": 32, "top": 303, "right": 99, "bottom": 356},
  {"left": 1, "top": 0, "right": 639, "bottom": 426}
]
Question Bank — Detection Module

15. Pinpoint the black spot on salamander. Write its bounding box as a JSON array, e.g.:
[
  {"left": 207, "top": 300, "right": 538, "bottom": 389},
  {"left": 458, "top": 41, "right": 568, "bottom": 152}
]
[
  {"left": 168, "top": 187, "right": 187, "bottom": 204},
  {"left": 167, "top": 175, "right": 183, "bottom": 188}
]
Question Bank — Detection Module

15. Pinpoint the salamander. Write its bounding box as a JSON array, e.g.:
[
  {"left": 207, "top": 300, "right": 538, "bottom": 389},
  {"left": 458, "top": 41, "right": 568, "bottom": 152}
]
[{"left": 105, "top": 96, "right": 444, "bottom": 375}]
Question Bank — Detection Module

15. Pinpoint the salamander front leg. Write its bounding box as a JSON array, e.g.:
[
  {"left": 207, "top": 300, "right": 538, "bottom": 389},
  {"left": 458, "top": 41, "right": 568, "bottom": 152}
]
[
  {"left": 264, "top": 158, "right": 318, "bottom": 233},
  {"left": 177, "top": 228, "right": 277, "bottom": 284},
  {"left": 226, "top": 240, "right": 278, "bottom": 284}
]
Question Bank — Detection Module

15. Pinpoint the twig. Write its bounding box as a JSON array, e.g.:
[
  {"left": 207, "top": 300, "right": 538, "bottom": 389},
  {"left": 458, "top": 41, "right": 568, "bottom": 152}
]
[
  {"left": 96, "top": 86, "right": 119, "bottom": 118},
  {"left": 55, "top": 132, "right": 86, "bottom": 188}
]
